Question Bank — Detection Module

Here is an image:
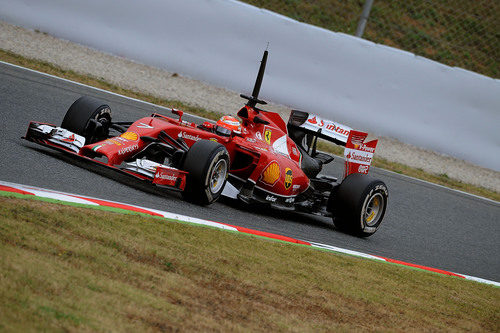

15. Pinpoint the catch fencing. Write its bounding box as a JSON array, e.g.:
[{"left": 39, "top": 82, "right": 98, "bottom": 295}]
[
  {"left": 244, "top": 0, "right": 499, "bottom": 78},
  {"left": 356, "top": 0, "right": 499, "bottom": 78}
]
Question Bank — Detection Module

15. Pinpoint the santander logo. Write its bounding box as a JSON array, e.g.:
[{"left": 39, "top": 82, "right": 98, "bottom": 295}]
[
  {"left": 308, "top": 116, "right": 324, "bottom": 127},
  {"left": 349, "top": 151, "right": 372, "bottom": 163},
  {"left": 62, "top": 134, "right": 76, "bottom": 143},
  {"left": 157, "top": 173, "right": 177, "bottom": 181},
  {"left": 179, "top": 131, "right": 201, "bottom": 142}
]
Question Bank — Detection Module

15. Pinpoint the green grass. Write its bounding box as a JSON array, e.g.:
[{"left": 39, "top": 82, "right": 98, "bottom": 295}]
[
  {"left": 0, "top": 196, "right": 498, "bottom": 331},
  {"left": 1, "top": 48, "right": 498, "bottom": 202},
  {"left": 242, "top": 0, "right": 499, "bottom": 78}
]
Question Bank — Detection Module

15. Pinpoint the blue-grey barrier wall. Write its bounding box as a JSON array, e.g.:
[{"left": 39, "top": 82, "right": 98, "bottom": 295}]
[{"left": 1, "top": 0, "right": 499, "bottom": 170}]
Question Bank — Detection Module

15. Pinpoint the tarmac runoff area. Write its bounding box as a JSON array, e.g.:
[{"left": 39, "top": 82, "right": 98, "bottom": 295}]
[
  {"left": 1, "top": 180, "right": 498, "bottom": 287},
  {"left": 0, "top": 20, "right": 499, "bottom": 193}
]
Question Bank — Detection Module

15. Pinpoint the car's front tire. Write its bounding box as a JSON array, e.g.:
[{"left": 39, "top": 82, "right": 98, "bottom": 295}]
[
  {"left": 61, "top": 96, "right": 112, "bottom": 143},
  {"left": 330, "top": 173, "right": 388, "bottom": 237},
  {"left": 181, "top": 140, "right": 229, "bottom": 205}
]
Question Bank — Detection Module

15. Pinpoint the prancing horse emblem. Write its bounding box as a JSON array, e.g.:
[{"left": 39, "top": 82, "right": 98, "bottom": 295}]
[
  {"left": 284, "top": 168, "right": 293, "bottom": 190},
  {"left": 264, "top": 129, "right": 272, "bottom": 145}
]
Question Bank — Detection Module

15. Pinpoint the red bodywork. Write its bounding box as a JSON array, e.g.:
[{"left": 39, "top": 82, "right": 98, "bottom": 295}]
[{"left": 75, "top": 106, "right": 310, "bottom": 198}]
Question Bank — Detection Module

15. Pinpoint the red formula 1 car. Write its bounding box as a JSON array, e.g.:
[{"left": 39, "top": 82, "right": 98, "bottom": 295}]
[{"left": 24, "top": 51, "right": 388, "bottom": 237}]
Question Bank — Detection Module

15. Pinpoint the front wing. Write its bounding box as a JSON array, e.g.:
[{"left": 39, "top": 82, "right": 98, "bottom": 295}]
[{"left": 23, "top": 121, "right": 187, "bottom": 191}]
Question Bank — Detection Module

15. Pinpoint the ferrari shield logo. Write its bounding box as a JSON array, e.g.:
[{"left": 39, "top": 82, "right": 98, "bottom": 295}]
[
  {"left": 284, "top": 168, "right": 293, "bottom": 190},
  {"left": 264, "top": 129, "right": 272, "bottom": 145}
]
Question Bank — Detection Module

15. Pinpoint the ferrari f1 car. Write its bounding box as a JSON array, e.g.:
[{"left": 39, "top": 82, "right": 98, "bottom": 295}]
[{"left": 24, "top": 51, "right": 388, "bottom": 237}]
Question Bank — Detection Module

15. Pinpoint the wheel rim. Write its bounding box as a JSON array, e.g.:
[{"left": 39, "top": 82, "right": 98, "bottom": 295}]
[
  {"left": 209, "top": 159, "right": 227, "bottom": 194},
  {"left": 364, "top": 193, "right": 384, "bottom": 226}
]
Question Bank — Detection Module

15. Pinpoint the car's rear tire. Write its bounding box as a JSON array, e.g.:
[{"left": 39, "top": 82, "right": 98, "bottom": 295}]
[
  {"left": 61, "top": 96, "right": 112, "bottom": 143},
  {"left": 330, "top": 173, "right": 388, "bottom": 237},
  {"left": 181, "top": 140, "right": 229, "bottom": 205}
]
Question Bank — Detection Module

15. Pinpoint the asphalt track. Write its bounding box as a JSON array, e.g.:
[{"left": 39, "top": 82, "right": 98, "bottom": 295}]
[{"left": 1, "top": 62, "right": 499, "bottom": 282}]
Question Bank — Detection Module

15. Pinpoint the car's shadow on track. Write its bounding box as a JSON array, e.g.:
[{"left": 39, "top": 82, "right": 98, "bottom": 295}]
[{"left": 218, "top": 196, "right": 337, "bottom": 232}]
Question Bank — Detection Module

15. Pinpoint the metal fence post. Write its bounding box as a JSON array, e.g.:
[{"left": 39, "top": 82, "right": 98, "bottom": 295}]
[{"left": 356, "top": 0, "right": 374, "bottom": 37}]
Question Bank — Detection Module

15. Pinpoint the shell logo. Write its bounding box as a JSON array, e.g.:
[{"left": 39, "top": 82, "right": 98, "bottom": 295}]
[
  {"left": 261, "top": 161, "right": 280, "bottom": 186},
  {"left": 284, "top": 168, "right": 293, "bottom": 190},
  {"left": 120, "top": 131, "right": 139, "bottom": 141}
]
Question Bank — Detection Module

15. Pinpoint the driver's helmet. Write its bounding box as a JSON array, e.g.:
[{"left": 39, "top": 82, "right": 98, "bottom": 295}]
[{"left": 215, "top": 115, "right": 241, "bottom": 136}]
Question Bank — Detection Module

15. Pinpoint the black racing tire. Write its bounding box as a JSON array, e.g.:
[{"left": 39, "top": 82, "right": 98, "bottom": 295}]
[
  {"left": 181, "top": 140, "right": 230, "bottom": 205},
  {"left": 61, "top": 96, "right": 112, "bottom": 143},
  {"left": 330, "top": 173, "right": 388, "bottom": 237}
]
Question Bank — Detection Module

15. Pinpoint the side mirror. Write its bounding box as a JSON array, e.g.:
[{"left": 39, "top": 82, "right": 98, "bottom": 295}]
[{"left": 171, "top": 109, "right": 183, "bottom": 121}]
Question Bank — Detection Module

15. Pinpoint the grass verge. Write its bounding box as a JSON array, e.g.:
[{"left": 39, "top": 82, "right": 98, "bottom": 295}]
[
  {"left": 0, "top": 195, "right": 498, "bottom": 331},
  {"left": 1, "top": 48, "right": 498, "bottom": 202}
]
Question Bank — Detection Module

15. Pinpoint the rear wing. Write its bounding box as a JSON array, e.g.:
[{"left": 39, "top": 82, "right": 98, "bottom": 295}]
[
  {"left": 287, "top": 110, "right": 352, "bottom": 146},
  {"left": 287, "top": 110, "right": 378, "bottom": 177}
]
